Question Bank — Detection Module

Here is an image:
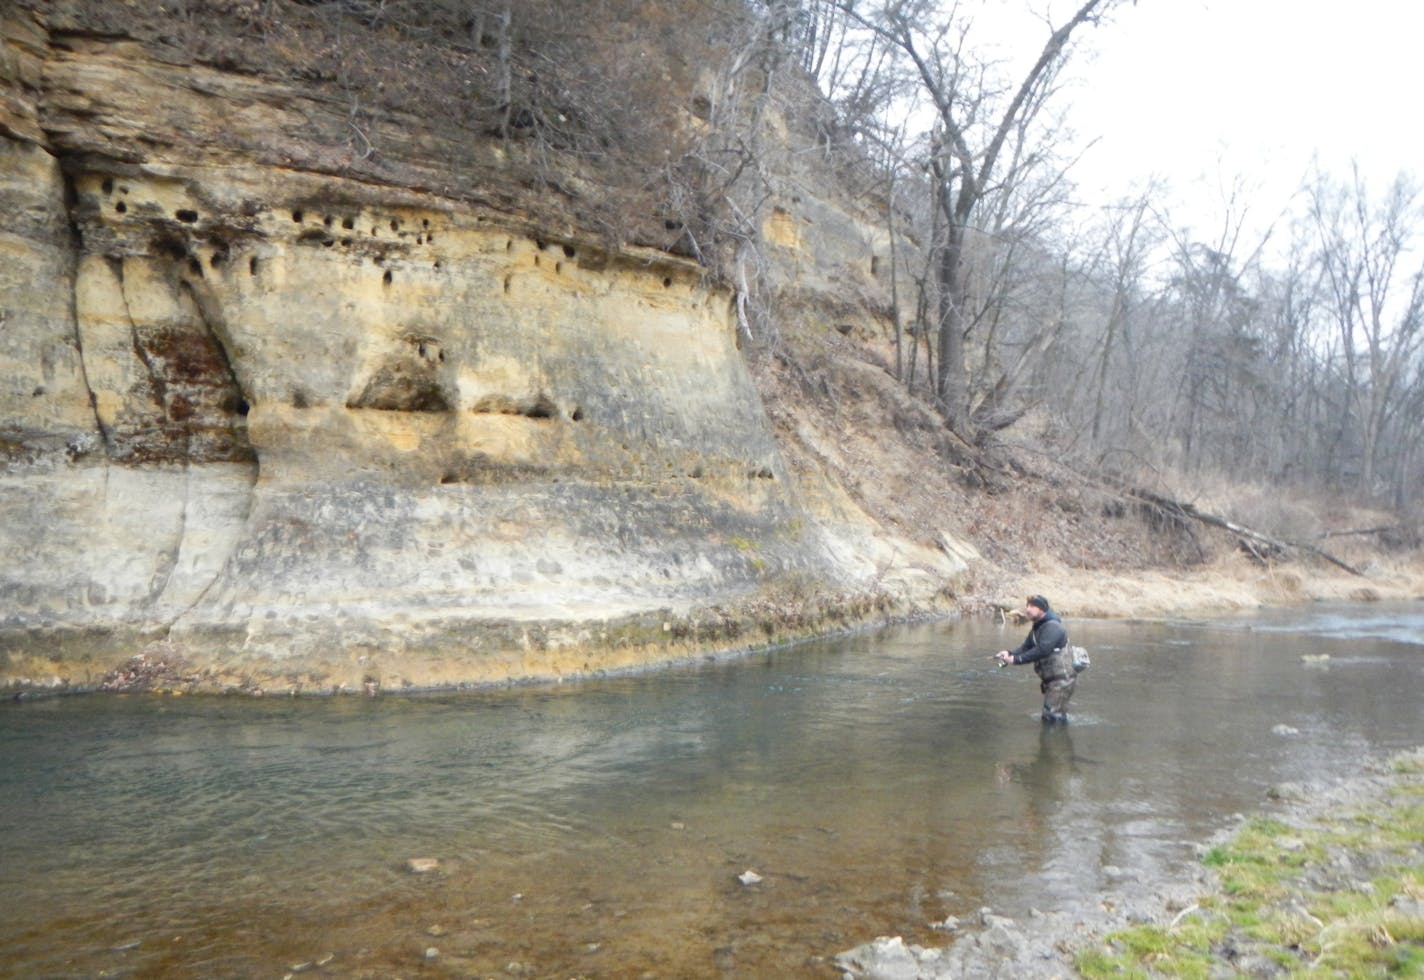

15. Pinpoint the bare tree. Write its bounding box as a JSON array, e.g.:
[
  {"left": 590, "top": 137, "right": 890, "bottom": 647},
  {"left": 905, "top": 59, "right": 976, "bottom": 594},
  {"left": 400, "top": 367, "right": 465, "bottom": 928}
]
[
  {"left": 838, "top": 0, "right": 1122, "bottom": 440},
  {"left": 666, "top": 0, "right": 806, "bottom": 343},
  {"left": 1310, "top": 166, "right": 1424, "bottom": 498},
  {"left": 1080, "top": 190, "right": 1160, "bottom": 452}
]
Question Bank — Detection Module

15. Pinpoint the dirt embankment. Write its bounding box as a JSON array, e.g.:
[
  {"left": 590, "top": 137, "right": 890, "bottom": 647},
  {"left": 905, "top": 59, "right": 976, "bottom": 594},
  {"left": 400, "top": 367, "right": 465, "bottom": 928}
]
[{"left": 749, "top": 323, "right": 1424, "bottom": 625}]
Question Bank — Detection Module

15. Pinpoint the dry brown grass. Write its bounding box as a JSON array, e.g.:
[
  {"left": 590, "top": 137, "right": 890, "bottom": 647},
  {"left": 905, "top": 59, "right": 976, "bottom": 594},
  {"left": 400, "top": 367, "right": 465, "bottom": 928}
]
[{"left": 1017, "top": 552, "right": 1424, "bottom": 620}]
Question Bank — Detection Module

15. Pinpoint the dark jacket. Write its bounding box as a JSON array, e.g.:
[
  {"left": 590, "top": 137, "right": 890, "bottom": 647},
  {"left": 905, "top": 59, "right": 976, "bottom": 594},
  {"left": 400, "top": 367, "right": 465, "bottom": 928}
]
[{"left": 1009, "top": 611, "right": 1071, "bottom": 681}]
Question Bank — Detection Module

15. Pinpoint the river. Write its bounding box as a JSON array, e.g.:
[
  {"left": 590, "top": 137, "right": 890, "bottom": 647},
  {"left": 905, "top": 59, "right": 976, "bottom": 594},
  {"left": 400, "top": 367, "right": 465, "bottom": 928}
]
[{"left": 1, "top": 602, "right": 1420, "bottom": 977}]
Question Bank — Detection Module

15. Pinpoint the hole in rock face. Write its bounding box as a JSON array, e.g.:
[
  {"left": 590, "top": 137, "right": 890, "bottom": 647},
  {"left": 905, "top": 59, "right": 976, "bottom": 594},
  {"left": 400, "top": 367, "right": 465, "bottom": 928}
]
[
  {"left": 348, "top": 365, "right": 451, "bottom": 413},
  {"left": 249, "top": 257, "right": 259, "bottom": 277},
  {"left": 520, "top": 394, "right": 559, "bottom": 419},
  {"left": 383, "top": 269, "right": 393, "bottom": 286},
  {"left": 155, "top": 235, "right": 189, "bottom": 262},
  {"left": 176, "top": 209, "right": 199, "bottom": 224},
  {"left": 342, "top": 217, "right": 355, "bottom": 230},
  {"left": 292, "top": 210, "right": 304, "bottom": 222},
  {"left": 562, "top": 244, "right": 576, "bottom": 258},
  {"left": 663, "top": 277, "right": 673, "bottom": 288},
  {"left": 219, "top": 393, "right": 251, "bottom": 416},
  {"left": 471, "top": 393, "right": 560, "bottom": 420},
  {"left": 101, "top": 178, "right": 114, "bottom": 194},
  {"left": 115, "top": 201, "right": 127, "bottom": 214}
]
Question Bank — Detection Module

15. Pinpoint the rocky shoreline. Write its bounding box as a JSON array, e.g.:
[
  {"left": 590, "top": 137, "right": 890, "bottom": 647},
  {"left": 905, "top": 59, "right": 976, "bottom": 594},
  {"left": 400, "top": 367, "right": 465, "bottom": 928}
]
[{"left": 836, "top": 746, "right": 1424, "bottom": 979}]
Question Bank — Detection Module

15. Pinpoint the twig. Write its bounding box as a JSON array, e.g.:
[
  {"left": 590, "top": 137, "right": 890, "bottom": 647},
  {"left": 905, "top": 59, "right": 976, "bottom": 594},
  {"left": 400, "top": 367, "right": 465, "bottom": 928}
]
[{"left": 1168, "top": 904, "right": 1200, "bottom": 929}]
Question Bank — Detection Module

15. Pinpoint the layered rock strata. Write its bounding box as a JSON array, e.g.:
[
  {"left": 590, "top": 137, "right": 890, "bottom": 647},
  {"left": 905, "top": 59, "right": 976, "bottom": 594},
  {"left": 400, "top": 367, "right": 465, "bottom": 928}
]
[{"left": 0, "top": 7, "right": 967, "bottom": 693}]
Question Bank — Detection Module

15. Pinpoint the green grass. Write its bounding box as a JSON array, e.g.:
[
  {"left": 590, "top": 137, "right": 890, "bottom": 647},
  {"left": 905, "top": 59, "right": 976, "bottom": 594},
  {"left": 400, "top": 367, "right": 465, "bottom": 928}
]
[{"left": 1075, "top": 756, "right": 1424, "bottom": 979}]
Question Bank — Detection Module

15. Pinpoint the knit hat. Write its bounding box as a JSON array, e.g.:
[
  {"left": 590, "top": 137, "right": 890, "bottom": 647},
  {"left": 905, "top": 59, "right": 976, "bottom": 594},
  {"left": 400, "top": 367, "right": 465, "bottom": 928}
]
[{"left": 1026, "top": 595, "right": 1051, "bottom": 612}]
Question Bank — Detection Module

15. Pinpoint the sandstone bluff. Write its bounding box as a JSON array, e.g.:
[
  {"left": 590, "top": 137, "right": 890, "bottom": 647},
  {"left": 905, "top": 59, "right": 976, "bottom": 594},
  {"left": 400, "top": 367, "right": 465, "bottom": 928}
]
[{"left": 0, "top": 4, "right": 973, "bottom": 694}]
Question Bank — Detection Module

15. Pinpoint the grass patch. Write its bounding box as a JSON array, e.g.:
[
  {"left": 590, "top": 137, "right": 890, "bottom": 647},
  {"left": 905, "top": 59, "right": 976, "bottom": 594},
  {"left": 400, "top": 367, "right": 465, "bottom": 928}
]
[
  {"left": 1074, "top": 752, "right": 1424, "bottom": 978},
  {"left": 1394, "top": 756, "right": 1424, "bottom": 777},
  {"left": 1076, "top": 920, "right": 1220, "bottom": 980},
  {"left": 1200, "top": 816, "right": 1322, "bottom": 902}
]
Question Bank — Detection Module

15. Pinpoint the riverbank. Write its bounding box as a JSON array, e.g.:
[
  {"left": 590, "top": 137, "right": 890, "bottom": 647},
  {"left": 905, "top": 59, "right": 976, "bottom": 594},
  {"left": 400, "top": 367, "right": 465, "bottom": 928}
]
[
  {"left": 987, "top": 550, "right": 1424, "bottom": 621},
  {"left": 837, "top": 746, "right": 1424, "bottom": 979},
  {"left": 12, "top": 549, "right": 1419, "bottom": 698}
]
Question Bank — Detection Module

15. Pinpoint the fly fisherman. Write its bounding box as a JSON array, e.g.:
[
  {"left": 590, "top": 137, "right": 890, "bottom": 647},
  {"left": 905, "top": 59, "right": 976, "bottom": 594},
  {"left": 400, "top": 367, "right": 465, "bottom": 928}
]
[{"left": 994, "top": 595, "right": 1075, "bottom": 723}]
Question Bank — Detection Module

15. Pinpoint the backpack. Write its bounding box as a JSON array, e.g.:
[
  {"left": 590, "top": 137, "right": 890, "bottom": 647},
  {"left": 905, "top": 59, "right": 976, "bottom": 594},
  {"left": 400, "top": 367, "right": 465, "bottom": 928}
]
[{"left": 1069, "top": 645, "right": 1090, "bottom": 673}]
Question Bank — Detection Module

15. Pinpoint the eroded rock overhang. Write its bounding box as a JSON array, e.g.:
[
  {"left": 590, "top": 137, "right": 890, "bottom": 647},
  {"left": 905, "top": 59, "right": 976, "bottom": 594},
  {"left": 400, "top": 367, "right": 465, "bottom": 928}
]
[{"left": 0, "top": 8, "right": 966, "bottom": 693}]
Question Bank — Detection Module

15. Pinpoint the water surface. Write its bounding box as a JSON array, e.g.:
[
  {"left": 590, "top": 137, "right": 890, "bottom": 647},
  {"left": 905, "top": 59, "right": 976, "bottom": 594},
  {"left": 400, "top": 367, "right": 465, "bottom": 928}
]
[{"left": 2, "top": 603, "right": 1420, "bottom": 977}]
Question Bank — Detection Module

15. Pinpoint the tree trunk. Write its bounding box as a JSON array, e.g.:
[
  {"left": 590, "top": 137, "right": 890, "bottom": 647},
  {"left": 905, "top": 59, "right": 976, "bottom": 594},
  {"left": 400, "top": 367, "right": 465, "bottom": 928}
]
[{"left": 936, "top": 221, "right": 967, "bottom": 429}]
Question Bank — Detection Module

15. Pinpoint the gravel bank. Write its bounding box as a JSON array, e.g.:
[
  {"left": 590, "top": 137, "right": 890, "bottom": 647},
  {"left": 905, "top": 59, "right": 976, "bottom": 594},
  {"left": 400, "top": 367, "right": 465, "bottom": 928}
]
[{"left": 837, "top": 746, "right": 1424, "bottom": 979}]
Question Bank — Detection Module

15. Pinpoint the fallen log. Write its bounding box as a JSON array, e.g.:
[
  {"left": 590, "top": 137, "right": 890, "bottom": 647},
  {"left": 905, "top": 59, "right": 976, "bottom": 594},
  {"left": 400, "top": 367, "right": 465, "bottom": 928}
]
[
  {"left": 1322, "top": 525, "right": 1401, "bottom": 539},
  {"left": 1122, "top": 486, "right": 1365, "bottom": 577}
]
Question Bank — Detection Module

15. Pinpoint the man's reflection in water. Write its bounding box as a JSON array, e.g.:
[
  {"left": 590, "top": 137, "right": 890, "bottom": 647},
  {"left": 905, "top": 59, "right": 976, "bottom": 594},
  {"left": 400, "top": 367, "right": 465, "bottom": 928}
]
[{"left": 995, "top": 726, "right": 1076, "bottom": 835}]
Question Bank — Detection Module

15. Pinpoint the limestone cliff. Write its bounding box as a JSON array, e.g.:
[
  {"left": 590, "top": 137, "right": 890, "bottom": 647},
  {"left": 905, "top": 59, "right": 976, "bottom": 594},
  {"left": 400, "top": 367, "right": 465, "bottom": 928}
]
[{"left": 0, "top": 3, "right": 968, "bottom": 693}]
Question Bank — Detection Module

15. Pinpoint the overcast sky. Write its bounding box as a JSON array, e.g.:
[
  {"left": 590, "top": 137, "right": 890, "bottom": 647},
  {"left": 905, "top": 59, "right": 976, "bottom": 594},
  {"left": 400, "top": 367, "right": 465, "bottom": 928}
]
[{"left": 1056, "top": 0, "right": 1422, "bottom": 238}]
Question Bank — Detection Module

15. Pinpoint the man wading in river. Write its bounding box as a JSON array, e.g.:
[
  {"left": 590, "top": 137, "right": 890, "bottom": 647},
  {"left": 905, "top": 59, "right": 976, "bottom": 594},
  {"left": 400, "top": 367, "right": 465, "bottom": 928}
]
[{"left": 995, "top": 595, "right": 1075, "bottom": 723}]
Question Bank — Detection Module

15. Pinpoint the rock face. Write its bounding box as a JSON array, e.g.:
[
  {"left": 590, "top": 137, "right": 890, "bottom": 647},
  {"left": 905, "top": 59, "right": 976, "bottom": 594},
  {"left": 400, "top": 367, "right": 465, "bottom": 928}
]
[{"left": 0, "top": 6, "right": 967, "bottom": 693}]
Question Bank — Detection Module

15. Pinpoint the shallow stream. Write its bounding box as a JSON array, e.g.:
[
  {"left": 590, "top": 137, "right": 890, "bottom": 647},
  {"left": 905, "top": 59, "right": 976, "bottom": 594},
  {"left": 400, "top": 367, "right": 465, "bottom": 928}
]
[{"left": 2, "top": 603, "right": 1421, "bottom": 977}]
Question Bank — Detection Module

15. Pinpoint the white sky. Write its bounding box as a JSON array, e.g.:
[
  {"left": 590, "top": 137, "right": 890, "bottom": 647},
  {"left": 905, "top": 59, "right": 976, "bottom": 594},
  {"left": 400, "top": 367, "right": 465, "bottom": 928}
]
[{"left": 1056, "top": 0, "right": 1423, "bottom": 238}]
